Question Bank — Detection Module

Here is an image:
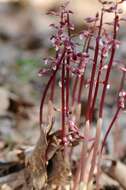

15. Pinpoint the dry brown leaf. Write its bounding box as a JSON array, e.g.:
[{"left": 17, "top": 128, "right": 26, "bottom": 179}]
[
  {"left": 102, "top": 159, "right": 126, "bottom": 189},
  {"left": 47, "top": 150, "right": 71, "bottom": 189},
  {"left": 25, "top": 123, "right": 71, "bottom": 189},
  {"left": 25, "top": 128, "right": 48, "bottom": 190}
]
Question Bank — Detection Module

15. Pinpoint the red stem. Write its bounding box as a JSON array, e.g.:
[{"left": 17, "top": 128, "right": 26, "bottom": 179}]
[
  {"left": 39, "top": 49, "right": 66, "bottom": 126},
  {"left": 66, "top": 12, "right": 71, "bottom": 115},
  {"left": 72, "top": 75, "right": 79, "bottom": 106},
  {"left": 90, "top": 47, "right": 104, "bottom": 122},
  {"left": 86, "top": 10, "right": 104, "bottom": 121},
  {"left": 101, "top": 107, "right": 120, "bottom": 153},
  {"left": 61, "top": 61, "right": 66, "bottom": 143},
  {"left": 99, "top": 14, "right": 119, "bottom": 118},
  {"left": 66, "top": 55, "right": 70, "bottom": 115},
  {"left": 78, "top": 76, "right": 84, "bottom": 103},
  {"left": 100, "top": 66, "right": 126, "bottom": 152},
  {"left": 72, "top": 38, "right": 88, "bottom": 106},
  {"left": 77, "top": 36, "right": 92, "bottom": 104}
]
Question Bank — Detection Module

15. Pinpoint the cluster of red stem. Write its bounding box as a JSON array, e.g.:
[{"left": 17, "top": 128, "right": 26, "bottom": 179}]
[{"left": 39, "top": 0, "right": 126, "bottom": 188}]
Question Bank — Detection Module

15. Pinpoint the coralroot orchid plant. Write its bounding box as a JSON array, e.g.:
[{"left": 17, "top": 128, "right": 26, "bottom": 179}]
[{"left": 38, "top": 0, "right": 126, "bottom": 189}]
